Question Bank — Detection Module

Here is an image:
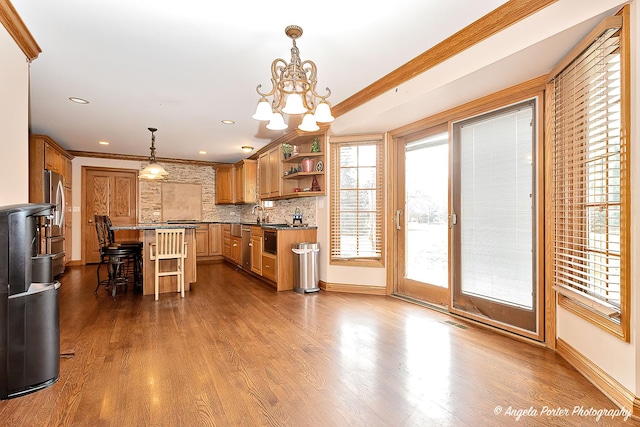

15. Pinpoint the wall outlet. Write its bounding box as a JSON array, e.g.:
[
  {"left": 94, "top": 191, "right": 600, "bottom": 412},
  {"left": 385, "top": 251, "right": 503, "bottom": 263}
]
[
  {"left": 153, "top": 211, "right": 160, "bottom": 216},
  {"left": 72, "top": 206, "right": 80, "bottom": 213}
]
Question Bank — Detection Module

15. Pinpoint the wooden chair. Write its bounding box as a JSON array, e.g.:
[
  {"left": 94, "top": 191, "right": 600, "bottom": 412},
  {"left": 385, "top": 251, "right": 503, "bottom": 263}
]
[
  {"left": 149, "top": 228, "right": 186, "bottom": 301},
  {"left": 103, "top": 215, "right": 143, "bottom": 292},
  {"left": 94, "top": 215, "right": 134, "bottom": 297}
]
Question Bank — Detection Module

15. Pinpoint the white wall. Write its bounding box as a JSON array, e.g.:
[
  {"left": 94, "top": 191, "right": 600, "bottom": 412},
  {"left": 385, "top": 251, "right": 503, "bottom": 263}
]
[{"left": 0, "top": 25, "right": 30, "bottom": 206}]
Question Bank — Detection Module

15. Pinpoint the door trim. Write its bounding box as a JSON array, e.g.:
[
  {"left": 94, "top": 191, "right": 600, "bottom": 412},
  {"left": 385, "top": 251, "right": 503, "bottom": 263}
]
[
  {"left": 81, "top": 166, "right": 139, "bottom": 265},
  {"left": 387, "top": 79, "right": 547, "bottom": 343},
  {"left": 392, "top": 124, "right": 449, "bottom": 306}
]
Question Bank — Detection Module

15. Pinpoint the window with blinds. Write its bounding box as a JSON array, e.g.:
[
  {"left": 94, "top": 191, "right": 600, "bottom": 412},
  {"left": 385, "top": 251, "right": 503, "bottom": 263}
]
[
  {"left": 548, "top": 12, "right": 629, "bottom": 340},
  {"left": 330, "top": 134, "right": 384, "bottom": 266}
]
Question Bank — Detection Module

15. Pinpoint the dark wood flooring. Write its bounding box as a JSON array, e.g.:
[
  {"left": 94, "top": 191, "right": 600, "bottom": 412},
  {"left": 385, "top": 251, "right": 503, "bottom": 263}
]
[{"left": 0, "top": 263, "right": 634, "bottom": 426}]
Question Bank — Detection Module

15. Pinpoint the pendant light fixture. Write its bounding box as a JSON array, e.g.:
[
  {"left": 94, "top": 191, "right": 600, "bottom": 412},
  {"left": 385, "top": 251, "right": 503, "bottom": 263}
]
[
  {"left": 139, "top": 127, "right": 169, "bottom": 180},
  {"left": 252, "top": 25, "right": 334, "bottom": 132}
]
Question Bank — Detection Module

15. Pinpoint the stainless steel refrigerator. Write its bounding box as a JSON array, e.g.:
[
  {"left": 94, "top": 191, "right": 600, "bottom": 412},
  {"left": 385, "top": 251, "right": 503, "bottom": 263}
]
[{"left": 43, "top": 170, "right": 65, "bottom": 277}]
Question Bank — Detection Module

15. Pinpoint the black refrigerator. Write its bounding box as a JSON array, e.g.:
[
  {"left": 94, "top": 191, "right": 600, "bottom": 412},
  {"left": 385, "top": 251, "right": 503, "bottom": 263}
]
[{"left": 0, "top": 203, "right": 60, "bottom": 399}]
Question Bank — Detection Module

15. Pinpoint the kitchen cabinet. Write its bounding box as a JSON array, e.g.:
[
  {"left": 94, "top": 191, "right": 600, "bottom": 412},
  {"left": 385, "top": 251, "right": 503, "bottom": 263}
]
[
  {"left": 215, "top": 164, "right": 234, "bottom": 204},
  {"left": 44, "top": 141, "right": 64, "bottom": 173},
  {"left": 251, "top": 227, "right": 317, "bottom": 291},
  {"left": 234, "top": 159, "right": 257, "bottom": 204},
  {"left": 29, "top": 134, "right": 74, "bottom": 265},
  {"left": 258, "top": 146, "right": 281, "bottom": 199},
  {"left": 280, "top": 132, "right": 326, "bottom": 198},
  {"left": 258, "top": 129, "right": 326, "bottom": 200},
  {"left": 230, "top": 235, "right": 242, "bottom": 265},
  {"left": 261, "top": 253, "right": 277, "bottom": 282},
  {"left": 215, "top": 160, "right": 257, "bottom": 205},
  {"left": 222, "top": 224, "right": 231, "bottom": 259},
  {"left": 192, "top": 223, "right": 223, "bottom": 262},
  {"left": 209, "top": 224, "right": 222, "bottom": 256},
  {"left": 250, "top": 226, "right": 262, "bottom": 275},
  {"left": 221, "top": 224, "right": 242, "bottom": 265},
  {"left": 195, "top": 225, "right": 209, "bottom": 258}
]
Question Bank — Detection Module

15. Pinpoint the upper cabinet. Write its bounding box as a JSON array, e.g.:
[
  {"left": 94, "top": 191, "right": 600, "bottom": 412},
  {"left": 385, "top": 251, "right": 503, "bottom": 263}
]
[
  {"left": 29, "top": 134, "right": 74, "bottom": 202},
  {"left": 258, "top": 146, "right": 281, "bottom": 200},
  {"left": 215, "top": 160, "right": 257, "bottom": 205},
  {"left": 234, "top": 159, "right": 257, "bottom": 204},
  {"left": 259, "top": 129, "right": 326, "bottom": 200},
  {"left": 215, "top": 164, "right": 234, "bottom": 204}
]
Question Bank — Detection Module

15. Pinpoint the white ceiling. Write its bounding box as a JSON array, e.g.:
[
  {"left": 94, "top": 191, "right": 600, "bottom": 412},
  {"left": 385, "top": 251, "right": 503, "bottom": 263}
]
[{"left": 12, "top": 0, "right": 626, "bottom": 164}]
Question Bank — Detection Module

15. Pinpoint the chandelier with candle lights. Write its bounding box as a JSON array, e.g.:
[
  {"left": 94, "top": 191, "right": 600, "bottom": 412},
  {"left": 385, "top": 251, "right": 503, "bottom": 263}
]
[{"left": 252, "top": 25, "right": 334, "bottom": 132}]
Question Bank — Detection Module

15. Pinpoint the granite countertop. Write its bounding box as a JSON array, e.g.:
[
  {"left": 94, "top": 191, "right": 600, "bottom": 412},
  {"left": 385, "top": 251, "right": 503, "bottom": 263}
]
[
  {"left": 165, "top": 220, "right": 317, "bottom": 230},
  {"left": 110, "top": 222, "right": 316, "bottom": 231},
  {"left": 110, "top": 223, "right": 199, "bottom": 230}
]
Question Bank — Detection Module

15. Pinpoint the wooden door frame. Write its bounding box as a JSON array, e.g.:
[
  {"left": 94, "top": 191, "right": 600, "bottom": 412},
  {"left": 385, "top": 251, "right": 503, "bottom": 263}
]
[
  {"left": 386, "top": 78, "right": 548, "bottom": 344},
  {"left": 390, "top": 124, "right": 450, "bottom": 307},
  {"left": 81, "top": 166, "right": 139, "bottom": 265}
]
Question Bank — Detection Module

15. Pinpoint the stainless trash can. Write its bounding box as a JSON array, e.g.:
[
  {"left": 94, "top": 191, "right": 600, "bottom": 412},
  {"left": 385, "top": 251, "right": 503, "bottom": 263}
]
[{"left": 292, "top": 242, "right": 320, "bottom": 293}]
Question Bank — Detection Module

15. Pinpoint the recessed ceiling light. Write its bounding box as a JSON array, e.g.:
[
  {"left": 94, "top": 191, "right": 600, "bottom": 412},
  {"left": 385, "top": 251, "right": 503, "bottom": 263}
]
[
  {"left": 221, "top": 120, "right": 235, "bottom": 125},
  {"left": 98, "top": 141, "right": 110, "bottom": 145},
  {"left": 198, "top": 150, "right": 207, "bottom": 155},
  {"left": 69, "top": 97, "right": 89, "bottom": 104}
]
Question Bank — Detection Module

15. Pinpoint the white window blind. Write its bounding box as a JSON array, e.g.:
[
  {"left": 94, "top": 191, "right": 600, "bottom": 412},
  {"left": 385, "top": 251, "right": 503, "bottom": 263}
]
[
  {"left": 330, "top": 135, "right": 384, "bottom": 264},
  {"left": 458, "top": 103, "right": 535, "bottom": 309},
  {"left": 551, "top": 24, "right": 624, "bottom": 315}
]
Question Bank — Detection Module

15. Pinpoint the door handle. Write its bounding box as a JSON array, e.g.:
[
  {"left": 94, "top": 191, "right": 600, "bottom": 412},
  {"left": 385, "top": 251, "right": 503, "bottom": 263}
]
[
  {"left": 449, "top": 213, "right": 457, "bottom": 228},
  {"left": 396, "top": 210, "right": 402, "bottom": 230}
]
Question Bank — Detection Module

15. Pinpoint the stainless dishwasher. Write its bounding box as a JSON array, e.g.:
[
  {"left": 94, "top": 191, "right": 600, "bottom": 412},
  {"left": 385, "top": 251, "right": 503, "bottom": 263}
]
[{"left": 241, "top": 226, "right": 251, "bottom": 270}]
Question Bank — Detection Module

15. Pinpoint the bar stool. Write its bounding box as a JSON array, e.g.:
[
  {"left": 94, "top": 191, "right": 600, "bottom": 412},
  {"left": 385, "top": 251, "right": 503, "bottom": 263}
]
[
  {"left": 94, "top": 216, "right": 135, "bottom": 297},
  {"left": 103, "top": 215, "right": 143, "bottom": 291},
  {"left": 149, "top": 228, "right": 186, "bottom": 301}
]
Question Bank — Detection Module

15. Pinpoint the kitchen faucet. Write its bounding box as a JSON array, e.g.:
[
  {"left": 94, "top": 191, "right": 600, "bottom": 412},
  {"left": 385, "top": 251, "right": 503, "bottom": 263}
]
[{"left": 251, "top": 204, "right": 266, "bottom": 224}]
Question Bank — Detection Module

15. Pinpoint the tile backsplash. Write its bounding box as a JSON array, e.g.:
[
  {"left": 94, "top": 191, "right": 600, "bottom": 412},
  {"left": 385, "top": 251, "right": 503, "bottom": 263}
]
[{"left": 139, "top": 161, "right": 316, "bottom": 225}]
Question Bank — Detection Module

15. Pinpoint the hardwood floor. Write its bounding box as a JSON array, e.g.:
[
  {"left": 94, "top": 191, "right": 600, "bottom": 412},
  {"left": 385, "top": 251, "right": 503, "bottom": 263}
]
[{"left": 0, "top": 263, "right": 633, "bottom": 426}]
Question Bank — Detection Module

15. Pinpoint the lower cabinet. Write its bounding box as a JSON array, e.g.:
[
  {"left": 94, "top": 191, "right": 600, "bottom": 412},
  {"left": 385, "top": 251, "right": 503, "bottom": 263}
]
[
  {"left": 250, "top": 227, "right": 262, "bottom": 275},
  {"left": 221, "top": 224, "right": 241, "bottom": 265},
  {"left": 195, "top": 225, "right": 209, "bottom": 258},
  {"left": 220, "top": 224, "right": 317, "bottom": 292},
  {"left": 209, "top": 224, "right": 222, "bottom": 255},
  {"left": 261, "top": 253, "right": 277, "bottom": 282},
  {"left": 194, "top": 223, "right": 223, "bottom": 262},
  {"left": 230, "top": 236, "right": 241, "bottom": 265},
  {"left": 223, "top": 231, "right": 231, "bottom": 259}
]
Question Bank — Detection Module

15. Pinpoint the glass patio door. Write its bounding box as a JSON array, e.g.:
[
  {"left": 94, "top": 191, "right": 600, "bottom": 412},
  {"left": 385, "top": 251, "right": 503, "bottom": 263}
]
[
  {"left": 395, "top": 129, "right": 449, "bottom": 307},
  {"left": 450, "top": 99, "right": 540, "bottom": 336}
]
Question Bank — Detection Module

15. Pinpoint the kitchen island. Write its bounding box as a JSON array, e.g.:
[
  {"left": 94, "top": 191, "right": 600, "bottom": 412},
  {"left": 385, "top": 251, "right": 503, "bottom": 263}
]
[{"left": 110, "top": 224, "right": 198, "bottom": 297}]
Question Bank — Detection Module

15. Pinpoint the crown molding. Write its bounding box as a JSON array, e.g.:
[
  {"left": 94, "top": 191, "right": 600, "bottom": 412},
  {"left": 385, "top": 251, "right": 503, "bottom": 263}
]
[
  {"left": 0, "top": 0, "right": 41, "bottom": 60},
  {"left": 332, "top": 0, "right": 557, "bottom": 118},
  {"left": 68, "top": 150, "right": 219, "bottom": 167}
]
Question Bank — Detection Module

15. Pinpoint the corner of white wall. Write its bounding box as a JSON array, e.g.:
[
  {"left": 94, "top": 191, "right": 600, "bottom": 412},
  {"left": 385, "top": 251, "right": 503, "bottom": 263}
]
[{"left": 0, "top": 26, "right": 30, "bottom": 206}]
